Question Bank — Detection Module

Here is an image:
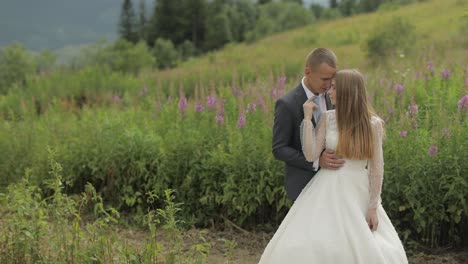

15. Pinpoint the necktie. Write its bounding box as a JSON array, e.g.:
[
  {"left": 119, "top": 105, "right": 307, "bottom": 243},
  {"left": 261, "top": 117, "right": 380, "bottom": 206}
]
[{"left": 312, "top": 95, "right": 322, "bottom": 124}]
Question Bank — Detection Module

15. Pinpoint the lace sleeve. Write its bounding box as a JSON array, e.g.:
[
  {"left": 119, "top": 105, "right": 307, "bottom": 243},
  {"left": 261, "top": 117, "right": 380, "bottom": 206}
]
[
  {"left": 368, "top": 117, "right": 384, "bottom": 210},
  {"left": 300, "top": 112, "right": 327, "bottom": 162}
]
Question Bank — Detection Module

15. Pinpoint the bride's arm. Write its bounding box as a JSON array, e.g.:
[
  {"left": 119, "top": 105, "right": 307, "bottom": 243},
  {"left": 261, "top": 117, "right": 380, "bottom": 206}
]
[
  {"left": 368, "top": 118, "right": 384, "bottom": 210},
  {"left": 300, "top": 110, "right": 327, "bottom": 162}
]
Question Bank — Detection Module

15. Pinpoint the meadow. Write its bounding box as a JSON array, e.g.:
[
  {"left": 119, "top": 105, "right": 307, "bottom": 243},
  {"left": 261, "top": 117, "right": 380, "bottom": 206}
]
[{"left": 0, "top": 0, "right": 467, "bottom": 263}]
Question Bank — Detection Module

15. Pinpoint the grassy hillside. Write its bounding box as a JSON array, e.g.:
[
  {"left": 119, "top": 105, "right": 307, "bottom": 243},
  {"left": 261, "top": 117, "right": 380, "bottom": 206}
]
[
  {"left": 0, "top": 0, "right": 466, "bottom": 254},
  {"left": 147, "top": 0, "right": 467, "bottom": 93}
]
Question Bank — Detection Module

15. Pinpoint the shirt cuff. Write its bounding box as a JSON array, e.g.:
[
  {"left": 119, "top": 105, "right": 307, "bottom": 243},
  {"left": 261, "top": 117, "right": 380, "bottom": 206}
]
[{"left": 312, "top": 158, "right": 319, "bottom": 171}]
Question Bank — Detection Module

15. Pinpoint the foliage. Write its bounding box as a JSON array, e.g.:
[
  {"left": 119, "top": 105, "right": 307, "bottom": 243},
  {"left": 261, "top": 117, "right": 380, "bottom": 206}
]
[
  {"left": 0, "top": 43, "right": 36, "bottom": 94},
  {"left": 0, "top": 0, "right": 466, "bottom": 252},
  {"left": 81, "top": 39, "right": 154, "bottom": 75},
  {"left": 0, "top": 153, "right": 213, "bottom": 263},
  {"left": 246, "top": 1, "right": 314, "bottom": 42},
  {"left": 119, "top": 0, "right": 139, "bottom": 44},
  {"left": 365, "top": 17, "right": 416, "bottom": 63},
  {"left": 153, "top": 38, "right": 180, "bottom": 69}
]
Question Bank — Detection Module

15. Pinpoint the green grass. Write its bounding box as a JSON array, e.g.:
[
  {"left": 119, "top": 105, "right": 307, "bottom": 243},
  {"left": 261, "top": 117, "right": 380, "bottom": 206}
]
[{"left": 146, "top": 0, "right": 467, "bottom": 93}]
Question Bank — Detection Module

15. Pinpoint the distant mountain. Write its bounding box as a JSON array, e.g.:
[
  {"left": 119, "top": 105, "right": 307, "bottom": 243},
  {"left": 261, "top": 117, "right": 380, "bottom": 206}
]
[
  {"left": 0, "top": 0, "right": 328, "bottom": 52},
  {"left": 0, "top": 0, "right": 154, "bottom": 51}
]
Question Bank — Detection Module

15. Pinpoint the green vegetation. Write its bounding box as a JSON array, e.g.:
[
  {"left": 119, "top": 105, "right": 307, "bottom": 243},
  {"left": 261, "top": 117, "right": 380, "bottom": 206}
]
[{"left": 0, "top": 1, "right": 466, "bottom": 259}]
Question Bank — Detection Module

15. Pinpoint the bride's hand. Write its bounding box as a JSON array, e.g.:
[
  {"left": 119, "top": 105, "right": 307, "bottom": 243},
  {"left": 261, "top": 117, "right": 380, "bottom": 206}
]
[
  {"left": 366, "top": 209, "right": 379, "bottom": 232},
  {"left": 303, "top": 97, "right": 318, "bottom": 120}
]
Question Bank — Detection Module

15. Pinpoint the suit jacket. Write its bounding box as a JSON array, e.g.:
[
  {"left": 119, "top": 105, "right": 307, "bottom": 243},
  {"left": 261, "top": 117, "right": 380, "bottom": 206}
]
[{"left": 272, "top": 83, "right": 334, "bottom": 201}]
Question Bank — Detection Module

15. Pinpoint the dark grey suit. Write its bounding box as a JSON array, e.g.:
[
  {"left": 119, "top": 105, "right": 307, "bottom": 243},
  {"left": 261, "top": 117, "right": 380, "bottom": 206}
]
[{"left": 272, "top": 83, "right": 334, "bottom": 201}]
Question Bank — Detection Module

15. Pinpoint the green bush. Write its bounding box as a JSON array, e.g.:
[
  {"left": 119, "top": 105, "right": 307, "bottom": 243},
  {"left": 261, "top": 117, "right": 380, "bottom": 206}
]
[
  {"left": 0, "top": 43, "right": 36, "bottom": 94},
  {"left": 153, "top": 38, "right": 180, "bottom": 69},
  {"left": 72, "top": 39, "right": 154, "bottom": 75},
  {"left": 365, "top": 17, "right": 416, "bottom": 63}
]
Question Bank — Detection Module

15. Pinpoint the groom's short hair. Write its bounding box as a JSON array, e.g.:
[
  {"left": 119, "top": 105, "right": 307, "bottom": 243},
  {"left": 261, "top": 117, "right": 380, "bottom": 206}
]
[{"left": 306, "top": 48, "right": 338, "bottom": 71}]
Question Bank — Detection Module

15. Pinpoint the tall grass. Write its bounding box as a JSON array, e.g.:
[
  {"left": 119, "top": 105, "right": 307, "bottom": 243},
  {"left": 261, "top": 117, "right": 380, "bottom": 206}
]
[
  {"left": 0, "top": 150, "right": 218, "bottom": 263},
  {"left": 0, "top": 59, "right": 466, "bottom": 248}
]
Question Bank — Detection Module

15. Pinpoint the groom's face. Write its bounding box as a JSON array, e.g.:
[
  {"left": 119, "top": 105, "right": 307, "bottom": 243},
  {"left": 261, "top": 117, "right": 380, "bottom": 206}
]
[{"left": 305, "top": 63, "right": 336, "bottom": 95}]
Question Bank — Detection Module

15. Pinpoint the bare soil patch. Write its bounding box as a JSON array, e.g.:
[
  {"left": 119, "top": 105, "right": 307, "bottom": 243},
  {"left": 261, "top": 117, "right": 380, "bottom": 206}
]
[{"left": 119, "top": 227, "right": 468, "bottom": 264}]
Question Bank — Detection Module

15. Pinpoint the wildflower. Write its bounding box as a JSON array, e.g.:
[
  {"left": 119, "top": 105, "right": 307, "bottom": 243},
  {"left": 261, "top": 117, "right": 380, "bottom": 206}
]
[
  {"left": 406, "top": 104, "right": 418, "bottom": 116},
  {"left": 157, "top": 102, "right": 162, "bottom": 111},
  {"left": 395, "top": 84, "right": 405, "bottom": 94},
  {"left": 257, "top": 98, "right": 265, "bottom": 107},
  {"left": 216, "top": 113, "right": 224, "bottom": 125},
  {"left": 426, "top": 61, "right": 434, "bottom": 74},
  {"left": 441, "top": 69, "right": 451, "bottom": 79},
  {"left": 237, "top": 112, "right": 246, "bottom": 129},
  {"left": 113, "top": 95, "right": 121, "bottom": 104},
  {"left": 271, "top": 88, "right": 279, "bottom": 100},
  {"left": 231, "top": 86, "right": 243, "bottom": 97},
  {"left": 206, "top": 96, "right": 216, "bottom": 108},
  {"left": 464, "top": 78, "right": 468, "bottom": 87},
  {"left": 278, "top": 76, "right": 287, "bottom": 86},
  {"left": 278, "top": 76, "right": 287, "bottom": 94},
  {"left": 195, "top": 102, "right": 204, "bottom": 113},
  {"left": 428, "top": 145, "right": 438, "bottom": 157},
  {"left": 399, "top": 131, "right": 407, "bottom": 137},
  {"left": 247, "top": 103, "right": 257, "bottom": 112},
  {"left": 178, "top": 97, "right": 188, "bottom": 114},
  {"left": 141, "top": 86, "right": 148, "bottom": 96},
  {"left": 458, "top": 95, "right": 468, "bottom": 111}
]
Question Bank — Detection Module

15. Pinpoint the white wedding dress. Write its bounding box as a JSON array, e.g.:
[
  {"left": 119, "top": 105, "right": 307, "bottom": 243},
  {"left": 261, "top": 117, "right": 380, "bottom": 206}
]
[{"left": 259, "top": 110, "right": 408, "bottom": 264}]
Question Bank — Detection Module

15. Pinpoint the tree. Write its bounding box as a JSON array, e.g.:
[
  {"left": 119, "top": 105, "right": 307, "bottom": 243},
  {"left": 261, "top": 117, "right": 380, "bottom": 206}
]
[
  {"left": 119, "top": 0, "right": 139, "bottom": 44},
  {"left": 204, "top": 12, "right": 233, "bottom": 50},
  {"left": 330, "top": 0, "right": 338, "bottom": 8},
  {"left": 310, "top": 4, "right": 325, "bottom": 19},
  {"left": 147, "top": 0, "right": 187, "bottom": 47},
  {"left": 338, "top": 0, "right": 357, "bottom": 17},
  {"left": 182, "top": 0, "right": 207, "bottom": 49},
  {"left": 282, "top": 0, "right": 303, "bottom": 5},
  {"left": 0, "top": 43, "right": 36, "bottom": 93},
  {"left": 258, "top": 0, "right": 272, "bottom": 4},
  {"left": 153, "top": 38, "right": 180, "bottom": 69},
  {"left": 365, "top": 17, "right": 416, "bottom": 63},
  {"left": 137, "top": 0, "right": 148, "bottom": 40},
  {"left": 358, "top": 0, "right": 385, "bottom": 13},
  {"left": 86, "top": 39, "right": 154, "bottom": 75},
  {"left": 225, "top": 0, "right": 258, "bottom": 42}
]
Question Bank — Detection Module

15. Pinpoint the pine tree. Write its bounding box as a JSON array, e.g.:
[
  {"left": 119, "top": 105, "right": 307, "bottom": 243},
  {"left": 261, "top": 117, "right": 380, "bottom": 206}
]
[
  {"left": 147, "top": 0, "right": 187, "bottom": 47},
  {"left": 137, "top": 0, "right": 147, "bottom": 40},
  {"left": 330, "top": 0, "right": 338, "bottom": 8},
  {"left": 119, "top": 0, "right": 139, "bottom": 43},
  {"left": 182, "top": 0, "right": 207, "bottom": 50},
  {"left": 282, "top": 0, "right": 303, "bottom": 5},
  {"left": 258, "top": 0, "right": 272, "bottom": 4}
]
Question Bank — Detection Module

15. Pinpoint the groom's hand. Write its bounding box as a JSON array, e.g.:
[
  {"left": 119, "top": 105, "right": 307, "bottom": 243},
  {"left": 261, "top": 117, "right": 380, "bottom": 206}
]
[
  {"left": 319, "top": 149, "right": 345, "bottom": 170},
  {"left": 366, "top": 209, "right": 379, "bottom": 232}
]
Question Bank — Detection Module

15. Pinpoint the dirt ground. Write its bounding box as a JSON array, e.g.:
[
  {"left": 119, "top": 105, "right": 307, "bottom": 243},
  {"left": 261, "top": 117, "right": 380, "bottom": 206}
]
[{"left": 120, "top": 227, "right": 468, "bottom": 264}]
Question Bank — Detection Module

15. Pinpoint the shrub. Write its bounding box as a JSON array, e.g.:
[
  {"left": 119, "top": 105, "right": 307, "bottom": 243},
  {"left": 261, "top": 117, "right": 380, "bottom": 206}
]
[
  {"left": 153, "top": 38, "right": 180, "bottom": 69},
  {"left": 0, "top": 43, "right": 36, "bottom": 94},
  {"left": 365, "top": 17, "right": 416, "bottom": 63}
]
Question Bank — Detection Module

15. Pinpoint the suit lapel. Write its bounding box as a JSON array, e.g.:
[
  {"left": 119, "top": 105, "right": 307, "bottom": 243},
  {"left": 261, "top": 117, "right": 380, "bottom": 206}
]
[{"left": 324, "top": 93, "right": 335, "bottom": 110}]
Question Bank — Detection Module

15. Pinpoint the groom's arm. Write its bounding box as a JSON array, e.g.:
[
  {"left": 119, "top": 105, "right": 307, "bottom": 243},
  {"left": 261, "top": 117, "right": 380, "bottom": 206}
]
[{"left": 272, "top": 99, "right": 316, "bottom": 172}]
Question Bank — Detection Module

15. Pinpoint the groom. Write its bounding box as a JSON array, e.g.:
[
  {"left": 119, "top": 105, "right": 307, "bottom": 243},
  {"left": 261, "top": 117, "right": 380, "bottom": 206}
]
[{"left": 272, "top": 48, "right": 345, "bottom": 201}]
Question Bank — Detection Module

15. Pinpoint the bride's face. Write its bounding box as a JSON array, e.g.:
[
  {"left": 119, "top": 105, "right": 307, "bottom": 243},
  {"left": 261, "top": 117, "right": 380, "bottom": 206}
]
[{"left": 328, "top": 80, "right": 336, "bottom": 105}]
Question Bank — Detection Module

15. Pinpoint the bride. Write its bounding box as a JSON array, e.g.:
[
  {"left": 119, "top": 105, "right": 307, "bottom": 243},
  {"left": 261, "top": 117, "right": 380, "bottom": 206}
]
[{"left": 259, "top": 69, "right": 408, "bottom": 263}]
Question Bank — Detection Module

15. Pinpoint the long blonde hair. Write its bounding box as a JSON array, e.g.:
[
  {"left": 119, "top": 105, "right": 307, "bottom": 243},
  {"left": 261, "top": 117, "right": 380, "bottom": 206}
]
[{"left": 334, "top": 69, "right": 378, "bottom": 160}]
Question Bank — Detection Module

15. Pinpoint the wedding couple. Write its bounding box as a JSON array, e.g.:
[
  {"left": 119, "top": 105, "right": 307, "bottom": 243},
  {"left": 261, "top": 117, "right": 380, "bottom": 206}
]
[{"left": 260, "top": 48, "right": 408, "bottom": 263}]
